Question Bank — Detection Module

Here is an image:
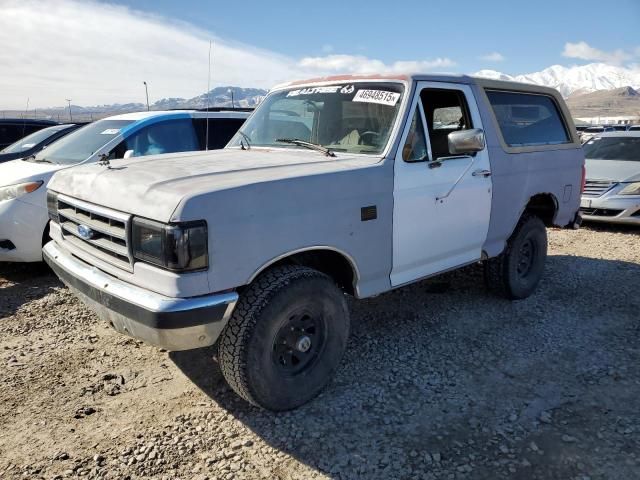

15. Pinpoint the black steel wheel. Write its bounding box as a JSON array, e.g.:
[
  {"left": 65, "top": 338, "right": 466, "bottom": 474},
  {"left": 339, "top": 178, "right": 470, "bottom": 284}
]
[
  {"left": 218, "top": 265, "right": 350, "bottom": 411},
  {"left": 272, "top": 310, "right": 326, "bottom": 375},
  {"left": 484, "top": 214, "right": 548, "bottom": 300}
]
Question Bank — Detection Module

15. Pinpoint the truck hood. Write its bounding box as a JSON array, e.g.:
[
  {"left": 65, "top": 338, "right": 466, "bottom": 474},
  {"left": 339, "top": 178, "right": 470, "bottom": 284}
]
[
  {"left": 585, "top": 159, "right": 640, "bottom": 182},
  {"left": 48, "top": 148, "right": 381, "bottom": 222},
  {"left": 0, "top": 158, "right": 66, "bottom": 186}
]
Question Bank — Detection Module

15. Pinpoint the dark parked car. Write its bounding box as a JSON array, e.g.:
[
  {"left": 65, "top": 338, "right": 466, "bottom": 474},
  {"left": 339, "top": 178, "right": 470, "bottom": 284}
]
[
  {"left": 0, "top": 124, "right": 83, "bottom": 163},
  {"left": 0, "top": 119, "right": 59, "bottom": 150}
]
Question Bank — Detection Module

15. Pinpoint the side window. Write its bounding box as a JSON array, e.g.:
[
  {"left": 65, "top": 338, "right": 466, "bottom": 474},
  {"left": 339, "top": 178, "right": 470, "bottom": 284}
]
[
  {"left": 420, "top": 89, "right": 473, "bottom": 160},
  {"left": 193, "top": 118, "right": 249, "bottom": 150},
  {"left": 0, "top": 124, "right": 21, "bottom": 148},
  {"left": 402, "top": 107, "right": 428, "bottom": 162},
  {"left": 486, "top": 90, "right": 570, "bottom": 147},
  {"left": 123, "top": 119, "right": 199, "bottom": 158},
  {"left": 209, "top": 118, "right": 247, "bottom": 149}
]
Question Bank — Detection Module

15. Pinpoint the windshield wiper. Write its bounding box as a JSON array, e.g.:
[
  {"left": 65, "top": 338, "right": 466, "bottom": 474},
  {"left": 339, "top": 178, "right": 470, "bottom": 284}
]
[
  {"left": 22, "top": 154, "right": 36, "bottom": 161},
  {"left": 34, "top": 158, "right": 53, "bottom": 164},
  {"left": 276, "top": 138, "right": 335, "bottom": 157},
  {"left": 237, "top": 130, "right": 251, "bottom": 150}
]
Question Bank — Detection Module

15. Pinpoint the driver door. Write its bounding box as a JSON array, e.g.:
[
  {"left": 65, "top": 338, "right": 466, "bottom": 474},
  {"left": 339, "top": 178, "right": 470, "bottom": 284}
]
[{"left": 391, "top": 82, "right": 492, "bottom": 286}]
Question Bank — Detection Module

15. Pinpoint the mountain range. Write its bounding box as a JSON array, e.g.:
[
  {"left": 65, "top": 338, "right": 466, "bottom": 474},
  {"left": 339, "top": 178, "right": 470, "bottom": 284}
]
[
  {"left": 8, "top": 63, "right": 640, "bottom": 121},
  {"left": 565, "top": 86, "right": 640, "bottom": 118},
  {"left": 474, "top": 63, "right": 640, "bottom": 98},
  {"left": 21, "top": 87, "right": 267, "bottom": 122}
]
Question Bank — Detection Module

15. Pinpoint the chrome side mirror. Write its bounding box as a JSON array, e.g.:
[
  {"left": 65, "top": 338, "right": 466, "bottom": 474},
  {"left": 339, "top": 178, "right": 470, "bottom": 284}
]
[{"left": 448, "top": 128, "right": 485, "bottom": 155}]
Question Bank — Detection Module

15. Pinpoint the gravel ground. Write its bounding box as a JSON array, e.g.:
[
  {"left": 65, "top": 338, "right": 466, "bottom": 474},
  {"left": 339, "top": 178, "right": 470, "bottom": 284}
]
[{"left": 0, "top": 224, "right": 639, "bottom": 480}]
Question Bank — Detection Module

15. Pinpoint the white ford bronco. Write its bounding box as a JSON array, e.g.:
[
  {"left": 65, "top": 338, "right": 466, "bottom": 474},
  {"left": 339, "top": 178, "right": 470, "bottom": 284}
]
[{"left": 44, "top": 74, "right": 584, "bottom": 410}]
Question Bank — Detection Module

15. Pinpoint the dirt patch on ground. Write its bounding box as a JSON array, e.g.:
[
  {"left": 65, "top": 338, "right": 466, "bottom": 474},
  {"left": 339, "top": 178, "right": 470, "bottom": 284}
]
[{"left": 1, "top": 225, "right": 639, "bottom": 479}]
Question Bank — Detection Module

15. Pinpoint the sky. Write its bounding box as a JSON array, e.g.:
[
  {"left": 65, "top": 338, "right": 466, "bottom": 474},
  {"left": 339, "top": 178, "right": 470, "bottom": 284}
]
[{"left": 1, "top": 0, "right": 639, "bottom": 109}]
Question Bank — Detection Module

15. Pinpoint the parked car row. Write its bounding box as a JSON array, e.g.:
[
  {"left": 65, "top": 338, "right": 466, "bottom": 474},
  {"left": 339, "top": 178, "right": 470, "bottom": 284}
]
[
  {"left": 0, "top": 108, "right": 250, "bottom": 262},
  {"left": 578, "top": 124, "right": 640, "bottom": 143}
]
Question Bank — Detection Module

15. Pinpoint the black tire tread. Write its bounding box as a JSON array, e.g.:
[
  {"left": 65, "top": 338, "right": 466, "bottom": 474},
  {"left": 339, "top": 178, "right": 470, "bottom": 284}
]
[
  {"left": 217, "top": 265, "right": 328, "bottom": 408},
  {"left": 484, "top": 213, "right": 545, "bottom": 299}
]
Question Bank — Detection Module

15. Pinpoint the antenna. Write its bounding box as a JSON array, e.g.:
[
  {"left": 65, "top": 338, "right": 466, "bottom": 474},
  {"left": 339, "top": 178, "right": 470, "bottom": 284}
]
[{"left": 205, "top": 40, "right": 212, "bottom": 151}]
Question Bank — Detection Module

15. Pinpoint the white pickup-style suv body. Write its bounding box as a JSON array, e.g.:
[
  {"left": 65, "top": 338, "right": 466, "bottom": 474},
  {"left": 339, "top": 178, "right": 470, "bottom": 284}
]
[{"left": 45, "top": 74, "right": 584, "bottom": 410}]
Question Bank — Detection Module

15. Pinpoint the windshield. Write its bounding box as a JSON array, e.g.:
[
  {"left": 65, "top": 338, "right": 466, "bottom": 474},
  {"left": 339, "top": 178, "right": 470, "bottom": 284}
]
[
  {"left": 583, "top": 136, "right": 640, "bottom": 161},
  {"left": 2, "top": 125, "right": 66, "bottom": 154},
  {"left": 36, "top": 119, "right": 133, "bottom": 165},
  {"left": 228, "top": 82, "right": 404, "bottom": 155}
]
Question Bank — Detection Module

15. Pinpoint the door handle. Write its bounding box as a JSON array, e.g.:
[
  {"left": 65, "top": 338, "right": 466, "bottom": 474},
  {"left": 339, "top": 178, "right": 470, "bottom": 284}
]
[{"left": 472, "top": 169, "right": 491, "bottom": 178}]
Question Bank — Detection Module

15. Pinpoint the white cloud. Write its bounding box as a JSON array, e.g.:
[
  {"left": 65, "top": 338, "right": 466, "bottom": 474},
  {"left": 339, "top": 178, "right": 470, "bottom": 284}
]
[
  {"left": 0, "top": 0, "right": 306, "bottom": 109},
  {"left": 0, "top": 0, "right": 460, "bottom": 110},
  {"left": 479, "top": 52, "right": 505, "bottom": 62},
  {"left": 562, "top": 41, "right": 632, "bottom": 65},
  {"left": 298, "top": 54, "right": 456, "bottom": 74}
]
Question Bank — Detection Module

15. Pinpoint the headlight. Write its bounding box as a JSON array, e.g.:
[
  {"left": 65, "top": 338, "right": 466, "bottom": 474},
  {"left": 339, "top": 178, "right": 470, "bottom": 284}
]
[
  {"left": 132, "top": 217, "right": 208, "bottom": 272},
  {"left": 619, "top": 182, "right": 640, "bottom": 195},
  {"left": 0, "top": 181, "right": 43, "bottom": 202}
]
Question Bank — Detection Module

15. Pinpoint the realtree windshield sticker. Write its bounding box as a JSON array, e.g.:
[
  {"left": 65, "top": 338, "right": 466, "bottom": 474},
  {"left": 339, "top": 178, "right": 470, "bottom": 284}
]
[
  {"left": 353, "top": 89, "right": 400, "bottom": 106},
  {"left": 286, "top": 85, "right": 356, "bottom": 97},
  {"left": 100, "top": 129, "right": 120, "bottom": 135}
]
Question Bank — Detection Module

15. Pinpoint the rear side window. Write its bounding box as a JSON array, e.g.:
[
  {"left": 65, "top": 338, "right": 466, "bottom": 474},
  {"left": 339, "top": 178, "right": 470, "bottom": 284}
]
[
  {"left": 123, "top": 119, "right": 199, "bottom": 157},
  {"left": 194, "top": 118, "right": 248, "bottom": 150},
  {"left": 486, "top": 90, "right": 570, "bottom": 147}
]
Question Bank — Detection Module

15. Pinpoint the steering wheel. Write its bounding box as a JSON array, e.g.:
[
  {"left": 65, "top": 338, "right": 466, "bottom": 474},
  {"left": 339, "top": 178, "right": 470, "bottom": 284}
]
[{"left": 359, "top": 131, "right": 380, "bottom": 145}]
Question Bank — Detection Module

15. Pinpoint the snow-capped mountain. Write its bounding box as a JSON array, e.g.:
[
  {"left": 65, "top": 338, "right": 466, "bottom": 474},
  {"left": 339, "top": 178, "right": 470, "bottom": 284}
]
[{"left": 475, "top": 63, "right": 640, "bottom": 98}]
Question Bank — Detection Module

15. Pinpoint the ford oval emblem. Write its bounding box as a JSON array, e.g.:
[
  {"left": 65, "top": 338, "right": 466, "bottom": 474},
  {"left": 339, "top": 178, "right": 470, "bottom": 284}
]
[{"left": 77, "top": 224, "right": 94, "bottom": 240}]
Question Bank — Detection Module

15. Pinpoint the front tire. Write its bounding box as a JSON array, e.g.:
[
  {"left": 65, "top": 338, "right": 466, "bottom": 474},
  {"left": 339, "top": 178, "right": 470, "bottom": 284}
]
[
  {"left": 484, "top": 214, "right": 548, "bottom": 299},
  {"left": 218, "top": 265, "right": 350, "bottom": 411}
]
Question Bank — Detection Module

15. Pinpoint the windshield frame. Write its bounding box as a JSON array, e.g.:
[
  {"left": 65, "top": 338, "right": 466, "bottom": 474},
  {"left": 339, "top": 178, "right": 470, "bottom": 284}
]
[{"left": 227, "top": 78, "right": 411, "bottom": 159}]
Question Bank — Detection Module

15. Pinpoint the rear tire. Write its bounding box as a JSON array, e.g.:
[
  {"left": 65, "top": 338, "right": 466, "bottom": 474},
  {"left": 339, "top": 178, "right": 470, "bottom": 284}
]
[
  {"left": 217, "top": 265, "right": 350, "bottom": 411},
  {"left": 484, "top": 214, "right": 547, "bottom": 299}
]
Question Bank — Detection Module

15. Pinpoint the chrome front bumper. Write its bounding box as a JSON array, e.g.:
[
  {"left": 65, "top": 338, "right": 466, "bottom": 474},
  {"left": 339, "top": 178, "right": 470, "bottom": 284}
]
[
  {"left": 580, "top": 195, "right": 640, "bottom": 225},
  {"left": 43, "top": 241, "right": 238, "bottom": 351}
]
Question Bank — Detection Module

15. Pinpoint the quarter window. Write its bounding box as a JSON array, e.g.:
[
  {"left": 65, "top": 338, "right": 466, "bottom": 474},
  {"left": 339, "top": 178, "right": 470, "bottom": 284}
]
[{"left": 486, "top": 90, "right": 570, "bottom": 147}]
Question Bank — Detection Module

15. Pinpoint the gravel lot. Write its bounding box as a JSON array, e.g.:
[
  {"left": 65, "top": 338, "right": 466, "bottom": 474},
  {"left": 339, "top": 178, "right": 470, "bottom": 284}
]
[{"left": 1, "top": 225, "right": 639, "bottom": 480}]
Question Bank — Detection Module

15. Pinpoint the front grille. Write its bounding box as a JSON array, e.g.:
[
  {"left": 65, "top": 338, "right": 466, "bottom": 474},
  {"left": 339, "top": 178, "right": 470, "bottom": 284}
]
[
  {"left": 580, "top": 207, "right": 623, "bottom": 217},
  {"left": 583, "top": 179, "right": 616, "bottom": 197},
  {"left": 57, "top": 195, "right": 132, "bottom": 271}
]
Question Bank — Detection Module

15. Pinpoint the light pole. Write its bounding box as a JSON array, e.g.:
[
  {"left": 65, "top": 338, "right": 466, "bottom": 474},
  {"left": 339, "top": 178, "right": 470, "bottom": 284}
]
[
  {"left": 143, "top": 81, "right": 150, "bottom": 111},
  {"left": 66, "top": 99, "right": 73, "bottom": 121},
  {"left": 228, "top": 88, "right": 235, "bottom": 109}
]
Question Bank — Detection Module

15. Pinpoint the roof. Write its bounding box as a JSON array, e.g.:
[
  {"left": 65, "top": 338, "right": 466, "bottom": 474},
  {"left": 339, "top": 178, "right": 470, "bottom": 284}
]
[
  {"left": 105, "top": 110, "right": 197, "bottom": 121},
  {"left": 598, "top": 131, "right": 640, "bottom": 138},
  {"left": 0, "top": 118, "right": 58, "bottom": 125},
  {"left": 272, "top": 73, "right": 563, "bottom": 97},
  {"left": 104, "top": 109, "right": 251, "bottom": 122}
]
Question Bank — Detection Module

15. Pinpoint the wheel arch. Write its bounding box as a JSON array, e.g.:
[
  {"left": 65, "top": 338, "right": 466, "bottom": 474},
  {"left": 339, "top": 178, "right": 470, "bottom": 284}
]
[
  {"left": 522, "top": 192, "right": 559, "bottom": 227},
  {"left": 246, "top": 246, "right": 361, "bottom": 297}
]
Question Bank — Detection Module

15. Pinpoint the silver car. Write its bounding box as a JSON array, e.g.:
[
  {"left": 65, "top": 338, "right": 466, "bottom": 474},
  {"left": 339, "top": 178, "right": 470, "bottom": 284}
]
[{"left": 581, "top": 132, "right": 640, "bottom": 225}]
